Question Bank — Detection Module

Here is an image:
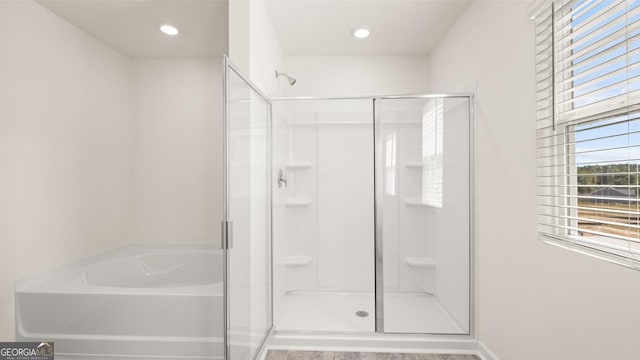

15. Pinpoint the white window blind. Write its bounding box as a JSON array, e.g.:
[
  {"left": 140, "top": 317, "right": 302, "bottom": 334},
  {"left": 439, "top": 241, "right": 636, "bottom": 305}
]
[{"left": 534, "top": 0, "right": 640, "bottom": 268}]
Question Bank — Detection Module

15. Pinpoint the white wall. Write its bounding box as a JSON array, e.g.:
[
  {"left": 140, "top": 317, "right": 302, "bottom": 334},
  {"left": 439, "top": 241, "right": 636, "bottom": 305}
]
[
  {"left": 132, "top": 59, "right": 223, "bottom": 245},
  {"left": 229, "top": 0, "right": 251, "bottom": 76},
  {"left": 0, "top": 0, "right": 134, "bottom": 340},
  {"left": 429, "top": 2, "right": 640, "bottom": 359},
  {"left": 229, "top": 0, "right": 285, "bottom": 97},
  {"left": 249, "top": 0, "right": 285, "bottom": 97},
  {"left": 282, "top": 55, "right": 430, "bottom": 97}
]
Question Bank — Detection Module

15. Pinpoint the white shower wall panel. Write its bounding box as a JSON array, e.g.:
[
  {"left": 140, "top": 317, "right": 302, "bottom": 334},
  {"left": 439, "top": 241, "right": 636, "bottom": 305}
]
[
  {"left": 275, "top": 100, "right": 374, "bottom": 294},
  {"left": 316, "top": 122, "right": 374, "bottom": 291},
  {"left": 283, "top": 124, "right": 318, "bottom": 292},
  {"left": 272, "top": 111, "right": 288, "bottom": 326},
  {"left": 397, "top": 119, "right": 434, "bottom": 294},
  {"left": 381, "top": 110, "right": 435, "bottom": 295}
]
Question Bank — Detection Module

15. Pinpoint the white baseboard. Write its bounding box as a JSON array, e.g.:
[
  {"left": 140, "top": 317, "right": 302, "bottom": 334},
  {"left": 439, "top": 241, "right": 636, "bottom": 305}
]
[{"left": 476, "top": 341, "right": 499, "bottom": 360}]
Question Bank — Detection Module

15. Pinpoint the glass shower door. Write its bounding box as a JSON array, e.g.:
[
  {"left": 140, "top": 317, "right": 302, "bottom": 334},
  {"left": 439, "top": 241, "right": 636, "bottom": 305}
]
[
  {"left": 375, "top": 96, "right": 471, "bottom": 334},
  {"left": 224, "top": 59, "right": 272, "bottom": 360}
]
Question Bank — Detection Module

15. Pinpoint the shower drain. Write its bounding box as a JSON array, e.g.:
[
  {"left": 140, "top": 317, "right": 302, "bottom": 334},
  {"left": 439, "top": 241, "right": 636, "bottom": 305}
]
[{"left": 355, "top": 310, "right": 369, "bottom": 318}]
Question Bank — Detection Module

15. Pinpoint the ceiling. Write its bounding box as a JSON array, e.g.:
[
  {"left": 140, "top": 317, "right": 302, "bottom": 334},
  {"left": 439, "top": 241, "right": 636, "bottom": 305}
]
[
  {"left": 35, "top": 0, "right": 469, "bottom": 58},
  {"left": 265, "top": 0, "right": 471, "bottom": 56},
  {"left": 36, "top": 0, "right": 228, "bottom": 59}
]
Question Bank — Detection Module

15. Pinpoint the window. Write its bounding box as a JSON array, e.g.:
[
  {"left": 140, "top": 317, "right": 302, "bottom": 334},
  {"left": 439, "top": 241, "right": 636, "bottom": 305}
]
[
  {"left": 534, "top": 0, "right": 640, "bottom": 268},
  {"left": 421, "top": 98, "right": 444, "bottom": 208}
]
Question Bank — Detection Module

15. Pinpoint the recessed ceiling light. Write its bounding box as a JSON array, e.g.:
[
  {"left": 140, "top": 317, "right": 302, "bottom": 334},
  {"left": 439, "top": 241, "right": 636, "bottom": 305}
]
[
  {"left": 352, "top": 27, "right": 370, "bottom": 39},
  {"left": 160, "top": 24, "right": 179, "bottom": 36}
]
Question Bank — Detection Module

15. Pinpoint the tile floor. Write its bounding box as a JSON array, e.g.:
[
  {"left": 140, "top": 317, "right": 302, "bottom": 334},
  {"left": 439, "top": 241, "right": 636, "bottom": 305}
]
[{"left": 266, "top": 350, "right": 480, "bottom": 360}]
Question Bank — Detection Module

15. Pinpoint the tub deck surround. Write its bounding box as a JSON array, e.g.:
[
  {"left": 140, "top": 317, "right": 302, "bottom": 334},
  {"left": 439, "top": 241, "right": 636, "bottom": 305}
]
[
  {"left": 266, "top": 351, "right": 480, "bottom": 360},
  {"left": 15, "top": 244, "right": 224, "bottom": 359}
]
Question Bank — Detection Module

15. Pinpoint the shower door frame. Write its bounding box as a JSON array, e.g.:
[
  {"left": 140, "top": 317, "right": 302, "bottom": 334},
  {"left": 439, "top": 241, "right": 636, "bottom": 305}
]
[
  {"left": 222, "top": 56, "right": 275, "bottom": 360},
  {"left": 373, "top": 95, "right": 475, "bottom": 336},
  {"left": 270, "top": 94, "right": 476, "bottom": 337}
]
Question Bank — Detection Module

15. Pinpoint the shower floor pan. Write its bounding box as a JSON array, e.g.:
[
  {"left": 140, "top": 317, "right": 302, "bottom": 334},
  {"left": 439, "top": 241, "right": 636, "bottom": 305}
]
[
  {"left": 276, "top": 291, "right": 464, "bottom": 334},
  {"left": 15, "top": 244, "right": 224, "bottom": 360}
]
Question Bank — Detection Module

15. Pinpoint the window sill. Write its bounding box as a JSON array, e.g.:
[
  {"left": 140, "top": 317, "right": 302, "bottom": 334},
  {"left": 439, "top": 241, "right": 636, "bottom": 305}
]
[{"left": 539, "top": 234, "right": 640, "bottom": 271}]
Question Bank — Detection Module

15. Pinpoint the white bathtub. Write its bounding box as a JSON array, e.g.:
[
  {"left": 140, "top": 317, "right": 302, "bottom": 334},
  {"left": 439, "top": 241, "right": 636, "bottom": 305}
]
[{"left": 15, "top": 244, "right": 224, "bottom": 360}]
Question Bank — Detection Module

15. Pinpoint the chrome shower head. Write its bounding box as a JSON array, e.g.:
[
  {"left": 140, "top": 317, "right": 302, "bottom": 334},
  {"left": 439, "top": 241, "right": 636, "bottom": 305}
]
[{"left": 275, "top": 70, "right": 296, "bottom": 86}]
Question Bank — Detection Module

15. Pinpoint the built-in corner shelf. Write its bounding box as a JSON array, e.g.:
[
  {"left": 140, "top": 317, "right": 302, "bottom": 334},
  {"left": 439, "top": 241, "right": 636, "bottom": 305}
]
[
  {"left": 404, "top": 161, "right": 423, "bottom": 169},
  {"left": 404, "top": 257, "right": 436, "bottom": 268},
  {"left": 285, "top": 198, "right": 312, "bottom": 207},
  {"left": 281, "top": 256, "right": 312, "bottom": 267},
  {"left": 285, "top": 161, "right": 312, "bottom": 170}
]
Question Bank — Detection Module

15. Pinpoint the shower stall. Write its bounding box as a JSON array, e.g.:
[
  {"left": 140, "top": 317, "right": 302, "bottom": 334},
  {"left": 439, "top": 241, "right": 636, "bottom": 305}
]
[{"left": 223, "top": 57, "right": 473, "bottom": 355}]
